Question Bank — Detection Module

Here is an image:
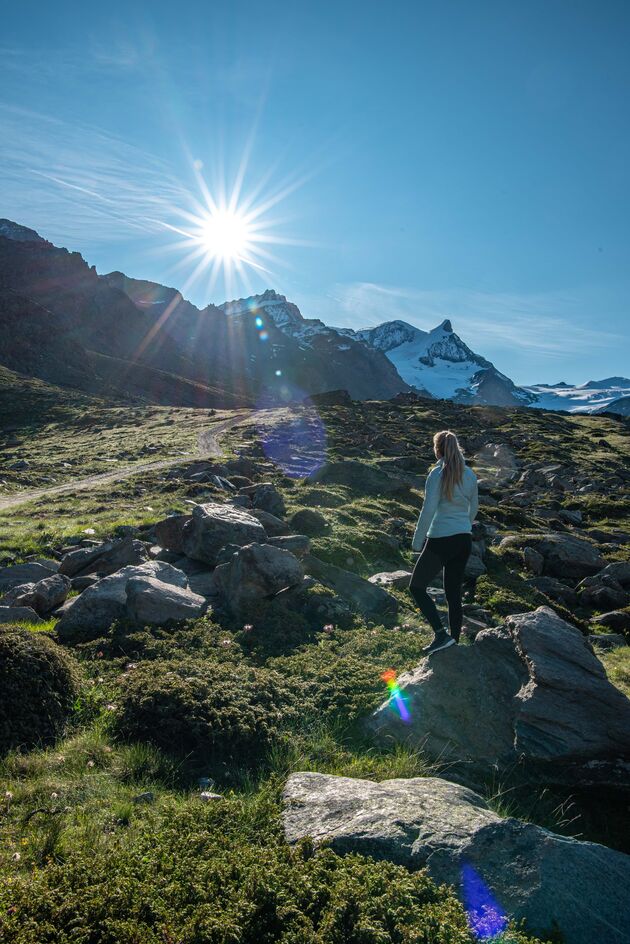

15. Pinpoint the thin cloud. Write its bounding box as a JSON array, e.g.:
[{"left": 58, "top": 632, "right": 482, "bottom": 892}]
[
  {"left": 0, "top": 103, "right": 189, "bottom": 245},
  {"left": 324, "top": 282, "right": 622, "bottom": 358}
]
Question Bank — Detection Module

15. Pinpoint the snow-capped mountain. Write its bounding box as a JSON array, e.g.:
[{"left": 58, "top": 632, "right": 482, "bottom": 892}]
[{"left": 524, "top": 379, "right": 630, "bottom": 413}]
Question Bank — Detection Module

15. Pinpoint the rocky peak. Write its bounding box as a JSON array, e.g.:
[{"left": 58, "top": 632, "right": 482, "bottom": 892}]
[{"left": 0, "top": 219, "right": 46, "bottom": 244}]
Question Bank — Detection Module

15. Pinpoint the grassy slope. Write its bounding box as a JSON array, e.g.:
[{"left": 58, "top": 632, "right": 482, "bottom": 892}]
[{"left": 2, "top": 382, "right": 630, "bottom": 943}]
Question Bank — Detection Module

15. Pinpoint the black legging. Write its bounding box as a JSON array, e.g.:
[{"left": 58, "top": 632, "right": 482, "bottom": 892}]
[{"left": 409, "top": 533, "right": 472, "bottom": 642}]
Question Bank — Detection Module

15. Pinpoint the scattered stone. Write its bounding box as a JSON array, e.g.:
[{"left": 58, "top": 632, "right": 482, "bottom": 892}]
[
  {"left": 132, "top": 791, "right": 155, "bottom": 804},
  {"left": 559, "top": 508, "right": 583, "bottom": 525},
  {"left": 3, "top": 573, "right": 71, "bottom": 614},
  {"left": 181, "top": 502, "right": 267, "bottom": 565},
  {"left": 500, "top": 533, "right": 605, "bottom": 580},
  {"left": 597, "top": 561, "right": 630, "bottom": 588},
  {"left": 266, "top": 535, "right": 311, "bottom": 558},
  {"left": 523, "top": 546, "right": 544, "bottom": 575},
  {"left": 527, "top": 575, "right": 578, "bottom": 607},
  {"left": 59, "top": 536, "right": 149, "bottom": 579},
  {"left": 212, "top": 543, "right": 303, "bottom": 614},
  {"left": 590, "top": 610, "right": 630, "bottom": 633},
  {"left": 304, "top": 555, "right": 397, "bottom": 618},
  {"left": 200, "top": 791, "right": 223, "bottom": 802},
  {"left": 70, "top": 575, "right": 99, "bottom": 591},
  {"left": 368, "top": 570, "right": 411, "bottom": 590},
  {"left": 248, "top": 508, "right": 290, "bottom": 536},
  {"left": 154, "top": 514, "right": 191, "bottom": 553},
  {"left": 465, "top": 540, "right": 487, "bottom": 578},
  {"left": 578, "top": 574, "right": 629, "bottom": 610},
  {"left": 282, "top": 772, "right": 630, "bottom": 944},
  {"left": 289, "top": 509, "right": 328, "bottom": 536},
  {"left": 588, "top": 633, "right": 627, "bottom": 651},
  {"left": 238, "top": 483, "right": 286, "bottom": 518},
  {"left": 0, "top": 606, "right": 43, "bottom": 624},
  {"left": 0, "top": 561, "right": 58, "bottom": 594},
  {"left": 126, "top": 577, "right": 207, "bottom": 626},
  {"left": 8, "top": 459, "right": 29, "bottom": 471},
  {"left": 56, "top": 561, "right": 189, "bottom": 643},
  {"left": 370, "top": 606, "right": 630, "bottom": 788}
]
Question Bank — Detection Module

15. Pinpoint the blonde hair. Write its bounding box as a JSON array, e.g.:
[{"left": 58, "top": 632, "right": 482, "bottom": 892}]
[{"left": 433, "top": 430, "right": 465, "bottom": 500}]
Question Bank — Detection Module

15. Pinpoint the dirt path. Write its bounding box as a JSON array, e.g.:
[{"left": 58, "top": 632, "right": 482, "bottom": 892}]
[{"left": 0, "top": 409, "right": 257, "bottom": 512}]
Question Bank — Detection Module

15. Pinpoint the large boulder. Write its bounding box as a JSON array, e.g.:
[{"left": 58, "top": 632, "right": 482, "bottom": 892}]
[
  {"left": 0, "top": 560, "right": 58, "bottom": 594},
  {"left": 307, "top": 460, "right": 410, "bottom": 497},
  {"left": 304, "top": 555, "right": 398, "bottom": 618},
  {"left": 212, "top": 543, "right": 303, "bottom": 615},
  {"left": 282, "top": 772, "right": 630, "bottom": 944},
  {"left": 59, "top": 536, "right": 149, "bottom": 579},
  {"left": 370, "top": 607, "right": 630, "bottom": 788},
  {"left": 500, "top": 533, "right": 605, "bottom": 580},
  {"left": 126, "top": 577, "right": 207, "bottom": 626},
  {"left": 577, "top": 573, "right": 629, "bottom": 610},
  {"left": 181, "top": 502, "right": 267, "bottom": 565},
  {"left": 0, "top": 606, "right": 43, "bottom": 625},
  {"left": 56, "top": 561, "right": 189, "bottom": 643}
]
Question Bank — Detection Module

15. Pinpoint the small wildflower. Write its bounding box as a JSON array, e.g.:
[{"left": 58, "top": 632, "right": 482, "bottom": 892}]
[
  {"left": 4, "top": 790, "right": 13, "bottom": 800},
  {"left": 96, "top": 651, "right": 104, "bottom": 659},
  {"left": 11, "top": 852, "right": 20, "bottom": 862},
  {"left": 86, "top": 760, "right": 95, "bottom": 769},
  {"left": 125, "top": 662, "right": 138, "bottom": 671},
  {"left": 50, "top": 792, "right": 59, "bottom": 799},
  {"left": 220, "top": 638, "right": 232, "bottom": 647},
  {"left": 105, "top": 703, "right": 117, "bottom": 711},
  {"left": 322, "top": 623, "right": 334, "bottom": 634},
  {"left": 392, "top": 625, "right": 401, "bottom": 631},
  {"left": 242, "top": 624, "right": 254, "bottom": 633}
]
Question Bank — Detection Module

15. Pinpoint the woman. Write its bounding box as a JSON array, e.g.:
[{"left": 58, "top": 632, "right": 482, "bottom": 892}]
[{"left": 409, "top": 430, "right": 478, "bottom": 655}]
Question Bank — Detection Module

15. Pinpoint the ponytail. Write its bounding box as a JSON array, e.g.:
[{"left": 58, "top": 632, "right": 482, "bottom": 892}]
[{"left": 433, "top": 430, "right": 465, "bottom": 500}]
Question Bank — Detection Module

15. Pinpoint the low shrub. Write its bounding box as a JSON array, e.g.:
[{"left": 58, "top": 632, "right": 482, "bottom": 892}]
[
  {"left": 114, "top": 658, "right": 297, "bottom": 764},
  {"left": 0, "top": 624, "right": 81, "bottom": 755}
]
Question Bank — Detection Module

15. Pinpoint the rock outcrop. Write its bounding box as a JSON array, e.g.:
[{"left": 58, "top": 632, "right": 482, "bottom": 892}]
[
  {"left": 182, "top": 502, "right": 267, "bottom": 565},
  {"left": 282, "top": 772, "right": 630, "bottom": 944}
]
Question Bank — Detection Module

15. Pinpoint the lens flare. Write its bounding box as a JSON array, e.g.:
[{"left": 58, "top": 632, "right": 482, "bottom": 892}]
[
  {"left": 461, "top": 863, "right": 508, "bottom": 939},
  {"left": 258, "top": 405, "right": 327, "bottom": 477},
  {"left": 381, "top": 669, "right": 411, "bottom": 723}
]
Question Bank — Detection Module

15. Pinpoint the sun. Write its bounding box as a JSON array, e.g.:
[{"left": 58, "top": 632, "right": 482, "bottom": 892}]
[{"left": 196, "top": 208, "right": 253, "bottom": 262}]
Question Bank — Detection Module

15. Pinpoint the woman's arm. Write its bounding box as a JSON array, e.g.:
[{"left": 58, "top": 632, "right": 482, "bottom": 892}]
[{"left": 412, "top": 468, "right": 440, "bottom": 551}]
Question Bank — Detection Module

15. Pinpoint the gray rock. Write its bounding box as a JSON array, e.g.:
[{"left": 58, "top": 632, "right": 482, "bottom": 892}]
[
  {"left": 370, "top": 607, "right": 630, "bottom": 787},
  {"left": 212, "top": 543, "right": 303, "bottom": 614},
  {"left": 368, "top": 570, "right": 412, "bottom": 590},
  {"left": 59, "top": 536, "right": 149, "bottom": 579},
  {"left": 126, "top": 577, "right": 207, "bottom": 625},
  {"left": 591, "top": 610, "right": 630, "bottom": 633},
  {"left": 154, "top": 514, "right": 192, "bottom": 553},
  {"left": 500, "top": 533, "right": 605, "bottom": 580},
  {"left": 70, "top": 575, "right": 99, "bottom": 591},
  {"left": 289, "top": 508, "right": 328, "bottom": 536},
  {"left": 304, "top": 555, "right": 397, "bottom": 618},
  {"left": 0, "top": 605, "right": 44, "bottom": 624},
  {"left": 181, "top": 502, "right": 267, "bottom": 565},
  {"left": 559, "top": 508, "right": 583, "bottom": 525},
  {"left": 248, "top": 508, "right": 291, "bottom": 536},
  {"left": 266, "top": 535, "right": 311, "bottom": 558},
  {"left": 588, "top": 633, "right": 627, "bottom": 651},
  {"left": 282, "top": 772, "right": 630, "bottom": 944},
  {"left": 523, "top": 546, "right": 544, "bottom": 575},
  {"left": 0, "top": 561, "right": 58, "bottom": 594},
  {"left": 527, "top": 575, "right": 578, "bottom": 607},
  {"left": 578, "top": 574, "right": 629, "bottom": 610},
  {"left": 10, "top": 573, "right": 71, "bottom": 614},
  {"left": 597, "top": 561, "right": 630, "bottom": 588},
  {"left": 56, "top": 561, "right": 188, "bottom": 643},
  {"left": 465, "top": 541, "right": 487, "bottom": 579},
  {"left": 238, "top": 482, "right": 286, "bottom": 518}
]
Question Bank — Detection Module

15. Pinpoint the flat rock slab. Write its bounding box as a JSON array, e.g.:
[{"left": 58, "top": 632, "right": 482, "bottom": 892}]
[
  {"left": 182, "top": 502, "right": 267, "bottom": 565},
  {"left": 368, "top": 570, "right": 411, "bottom": 589},
  {"left": 283, "top": 772, "right": 630, "bottom": 944},
  {"left": 304, "top": 555, "right": 398, "bottom": 618},
  {"left": 0, "top": 561, "right": 58, "bottom": 593}
]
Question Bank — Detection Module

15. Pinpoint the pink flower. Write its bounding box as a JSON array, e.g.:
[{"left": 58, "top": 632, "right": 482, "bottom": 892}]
[
  {"left": 242, "top": 624, "right": 254, "bottom": 633},
  {"left": 323, "top": 623, "right": 334, "bottom": 634}
]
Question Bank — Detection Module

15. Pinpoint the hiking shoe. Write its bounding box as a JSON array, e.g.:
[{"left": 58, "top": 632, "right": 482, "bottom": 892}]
[{"left": 422, "top": 632, "right": 456, "bottom": 656}]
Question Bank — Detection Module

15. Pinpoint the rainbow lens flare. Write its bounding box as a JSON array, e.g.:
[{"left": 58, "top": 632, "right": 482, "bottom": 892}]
[
  {"left": 461, "top": 863, "right": 508, "bottom": 939},
  {"left": 381, "top": 669, "right": 411, "bottom": 723}
]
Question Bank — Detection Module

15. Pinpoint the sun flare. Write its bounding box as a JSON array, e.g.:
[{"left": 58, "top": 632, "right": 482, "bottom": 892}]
[{"left": 195, "top": 208, "right": 252, "bottom": 262}]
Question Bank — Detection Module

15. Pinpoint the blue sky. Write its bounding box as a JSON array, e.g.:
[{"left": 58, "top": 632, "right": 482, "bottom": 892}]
[{"left": 1, "top": 0, "right": 629, "bottom": 384}]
